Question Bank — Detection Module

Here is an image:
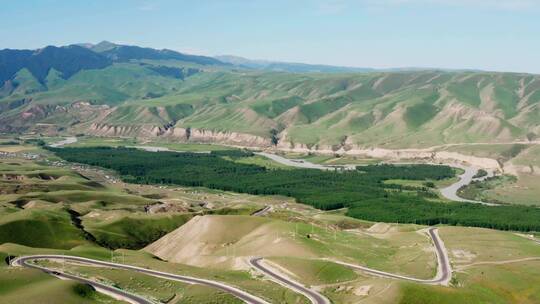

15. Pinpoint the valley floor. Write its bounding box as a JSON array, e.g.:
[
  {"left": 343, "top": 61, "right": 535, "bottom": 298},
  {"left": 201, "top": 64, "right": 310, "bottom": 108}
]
[{"left": 0, "top": 137, "right": 539, "bottom": 303}]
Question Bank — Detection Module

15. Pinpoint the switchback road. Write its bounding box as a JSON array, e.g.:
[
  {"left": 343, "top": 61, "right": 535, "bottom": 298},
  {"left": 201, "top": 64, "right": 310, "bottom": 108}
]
[
  {"left": 11, "top": 255, "right": 151, "bottom": 304},
  {"left": 11, "top": 255, "right": 270, "bottom": 304},
  {"left": 329, "top": 227, "right": 452, "bottom": 285},
  {"left": 249, "top": 257, "right": 330, "bottom": 304}
]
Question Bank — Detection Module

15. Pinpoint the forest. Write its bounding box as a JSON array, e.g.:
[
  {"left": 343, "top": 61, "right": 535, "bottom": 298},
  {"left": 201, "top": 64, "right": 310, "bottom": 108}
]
[{"left": 50, "top": 147, "right": 540, "bottom": 232}]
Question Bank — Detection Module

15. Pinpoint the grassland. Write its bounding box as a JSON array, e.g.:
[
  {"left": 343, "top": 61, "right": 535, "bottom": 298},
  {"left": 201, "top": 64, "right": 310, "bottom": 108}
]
[
  {"left": 3, "top": 67, "right": 540, "bottom": 150},
  {"left": 432, "top": 142, "right": 540, "bottom": 206},
  {"left": 82, "top": 212, "right": 194, "bottom": 249},
  {"left": 145, "top": 214, "right": 438, "bottom": 280},
  {"left": 0, "top": 246, "right": 122, "bottom": 303},
  {"left": 458, "top": 174, "right": 540, "bottom": 207},
  {"left": 0, "top": 268, "right": 121, "bottom": 304},
  {"left": 35, "top": 259, "right": 243, "bottom": 304},
  {"left": 0, "top": 147, "right": 325, "bottom": 302},
  {"left": 0, "top": 242, "right": 307, "bottom": 304},
  {"left": 267, "top": 258, "right": 358, "bottom": 286},
  {"left": 1, "top": 140, "right": 539, "bottom": 303},
  {"left": 0, "top": 154, "right": 194, "bottom": 251},
  {"left": 398, "top": 227, "right": 540, "bottom": 304}
]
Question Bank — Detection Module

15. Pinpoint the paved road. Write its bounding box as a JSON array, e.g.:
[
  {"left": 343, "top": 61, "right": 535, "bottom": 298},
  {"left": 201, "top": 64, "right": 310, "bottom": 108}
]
[
  {"left": 12, "top": 255, "right": 270, "bottom": 304},
  {"left": 255, "top": 152, "right": 355, "bottom": 170},
  {"left": 252, "top": 205, "right": 272, "bottom": 216},
  {"left": 49, "top": 137, "right": 78, "bottom": 148},
  {"left": 440, "top": 165, "right": 496, "bottom": 205},
  {"left": 130, "top": 145, "right": 173, "bottom": 152},
  {"left": 249, "top": 257, "right": 330, "bottom": 304},
  {"left": 11, "top": 255, "right": 152, "bottom": 304},
  {"left": 330, "top": 227, "right": 452, "bottom": 285},
  {"left": 258, "top": 152, "right": 496, "bottom": 206}
]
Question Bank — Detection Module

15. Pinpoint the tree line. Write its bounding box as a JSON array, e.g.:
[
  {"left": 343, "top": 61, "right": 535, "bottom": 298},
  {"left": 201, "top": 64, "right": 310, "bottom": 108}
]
[{"left": 50, "top": 146, "right": 540, "bottom": 232}]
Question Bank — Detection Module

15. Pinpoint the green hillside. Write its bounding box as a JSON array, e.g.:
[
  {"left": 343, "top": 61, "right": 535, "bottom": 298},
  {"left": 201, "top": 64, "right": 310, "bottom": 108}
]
[{"left": 1, "top": 55, "right": 540, "bottom": 149}]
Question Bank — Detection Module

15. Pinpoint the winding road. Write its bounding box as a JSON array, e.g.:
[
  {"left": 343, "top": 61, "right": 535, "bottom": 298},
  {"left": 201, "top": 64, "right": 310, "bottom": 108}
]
[
  {"left": 11, "top": 240, "right": 451, "bottom": 304},
  {"left": 257, "top": 151, "right": 495, "bottom": 205},
  {"left": 11, "top": 255, "right": 270, "bottom": 304},
  {"left": 52, "top": 139, "right": 493, "bottom": 205},
  {"left": 158, "top": 226, "right": 448, "bottom": 303},
  {"left": 440, "top": 165, "right": 496, "bottom": 205},
  {"left": 12, "top": 255, "right": 152, "bottom": 304},
  {"left": 329, "top": 227, "right": 452, "bottom": 285},
  {"left": 249, "top": 227, "right": 451, "bottom": 304},
  {"left": 252, "top": 205, "right": 272, "bottom": 216},
  {"left": 249, "top": 257, "right": 330, "bottom": 304},
  {"left": 49, "top": 136, "right": 78, "bottom": 148},
  {"left": 41, "top": 141, "right": 454, "bottom": 303},
  {"left": 255, "top": 152, "right": 355, "bottom": 170}
]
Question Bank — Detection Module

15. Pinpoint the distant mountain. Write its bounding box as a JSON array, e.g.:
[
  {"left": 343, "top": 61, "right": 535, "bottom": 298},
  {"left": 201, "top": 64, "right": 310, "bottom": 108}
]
[
  {"left": 215, "top": 55, "right": 483, "bottom": 74},
  {"left": 87, "top": 41, "right": 225, "bottom": 66},
  {"left": 0, "top": 42, "right": 229, "bottom": 91},
  {"left": 0, "top": 45, "right": 112, "bottom": 85},
  {"left": 1, "top": 42, "right": 540, "bottom": 151},
  {"left": 216, "top": 55, "right": 375, "bottom": 73}
]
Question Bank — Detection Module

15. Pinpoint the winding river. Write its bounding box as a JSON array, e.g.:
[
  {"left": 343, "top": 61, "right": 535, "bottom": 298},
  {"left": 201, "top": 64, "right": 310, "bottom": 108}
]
[
  {"left": 256, "top": 152, "right": 495, "bottom": 205},
  {"left": 48, "top": 138, "right": 493, "bottom": 205}
]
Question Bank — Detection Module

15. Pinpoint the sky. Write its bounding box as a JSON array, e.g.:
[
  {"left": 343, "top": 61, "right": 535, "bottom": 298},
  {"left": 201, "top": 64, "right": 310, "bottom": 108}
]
[{"left": 1, "top": 0, "right": 540, "bottom": 73}]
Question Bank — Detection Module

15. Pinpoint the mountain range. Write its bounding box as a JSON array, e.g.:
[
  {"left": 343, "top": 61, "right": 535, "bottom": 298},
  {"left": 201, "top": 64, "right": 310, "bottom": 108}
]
[{"left": 1, "top": 41, "right": 539, "bottom": 150}]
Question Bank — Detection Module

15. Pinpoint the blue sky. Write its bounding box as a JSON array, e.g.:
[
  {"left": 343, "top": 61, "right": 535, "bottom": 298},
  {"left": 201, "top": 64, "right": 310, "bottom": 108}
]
[{"left": 1, "top": 0, "right": 539, "bottom": 73}]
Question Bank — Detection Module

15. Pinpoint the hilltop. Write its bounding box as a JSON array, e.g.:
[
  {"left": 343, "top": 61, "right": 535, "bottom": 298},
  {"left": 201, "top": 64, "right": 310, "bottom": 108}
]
[{"left": 0, "top": 42, "right": 539, "bottom": 151}]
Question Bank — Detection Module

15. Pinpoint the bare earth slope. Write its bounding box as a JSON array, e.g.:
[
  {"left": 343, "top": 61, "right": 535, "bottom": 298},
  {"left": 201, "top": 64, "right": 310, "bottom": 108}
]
[
  {"left": 2, "top": 67, "right": 540, "bottom": 150},
  {"left": 144, "top": 215, "right": 312, "bottom": 268}
]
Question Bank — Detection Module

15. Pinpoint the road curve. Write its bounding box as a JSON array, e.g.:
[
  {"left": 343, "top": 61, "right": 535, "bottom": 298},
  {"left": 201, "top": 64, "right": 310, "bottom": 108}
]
[
  {"left": 440, "top": 165, "right": 496, "bottom": 205},
  {"left": 255, "top": 152, "right": 355, "bottom": 170},
  {"left": 49, "top": 137, "right": 78, "bottom": 148},
  {"left": 330, "top": 227, "right": 452, "bottom": 285},
  {"left": 11, "top": 256, "right": 152, "bottom": 304},
  {"left": 257, "top": 152, "right": 495, "bottom": 205},
  {"left": 252, "top": 205, "right": 272, "bottom": 216},
  {"left": 12, "top": 255, "right": 270, "bottom": 304},
  {"left": 249, "top": 257, "right": 330, "bottom": 304}
]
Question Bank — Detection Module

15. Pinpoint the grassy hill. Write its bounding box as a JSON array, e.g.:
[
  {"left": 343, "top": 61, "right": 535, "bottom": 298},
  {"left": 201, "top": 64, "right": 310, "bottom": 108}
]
[
  {"left": 1, "top": 140, "right": 539, "bottom": 304},
  {"left": 1, "top": 59, "right": 539, "bottom": 149}
]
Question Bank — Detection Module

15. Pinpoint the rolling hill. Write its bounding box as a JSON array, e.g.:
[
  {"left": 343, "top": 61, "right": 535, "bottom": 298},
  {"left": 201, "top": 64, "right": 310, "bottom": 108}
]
[{"left": 1, "top": 43, "right": 540, "bottom": 151}]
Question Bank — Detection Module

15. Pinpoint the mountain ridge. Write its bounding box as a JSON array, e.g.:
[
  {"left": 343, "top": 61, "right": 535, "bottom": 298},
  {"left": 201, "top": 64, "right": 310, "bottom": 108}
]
[
  {"left": 0, "top": 42, "right": 229, "bottom": 88},
  {"left": 1, "top": 42, "right": 539, "bottom": 151}
]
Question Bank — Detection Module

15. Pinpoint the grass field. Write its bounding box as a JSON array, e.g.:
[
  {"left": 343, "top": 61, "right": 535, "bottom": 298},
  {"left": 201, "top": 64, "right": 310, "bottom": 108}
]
[
  {"left": 459, "top": 175, "right": 540, "bottom": 206},
  {"left": 145, "top": 214, "right": 438, "bottom": 280},
  {"left": 0, "top": 207, "right": 88, "bottom": 249},
  {"left": 82, "top": 212, "right": 194, "bottom": 249},
  {"left": 440, "top": 143, "right": 540, "bottom": 206},
  {"left": 0, "top": 243, "right": 308, "bottom": 304},
  {"left": 398, "top": 226, "right": 540, "bottom": 304},
  {"left": 0, "top": 246, "right": 121, "bottom": 304},
  {"left": 35, "top": 259, "right": 241, "bottom": 304},
  {"left": 1, "top": 141, "right": 539, "bottom": 303},
  {"left": 267, "top": 257, "right": 358, "bottom": 286}
]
